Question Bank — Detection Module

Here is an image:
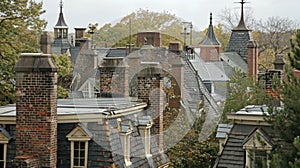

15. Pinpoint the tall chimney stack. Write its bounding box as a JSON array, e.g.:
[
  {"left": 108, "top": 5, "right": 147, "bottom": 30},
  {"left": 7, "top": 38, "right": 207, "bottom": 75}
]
[{"left": 14, "top": 53, "right": 58, "bottom": 167}]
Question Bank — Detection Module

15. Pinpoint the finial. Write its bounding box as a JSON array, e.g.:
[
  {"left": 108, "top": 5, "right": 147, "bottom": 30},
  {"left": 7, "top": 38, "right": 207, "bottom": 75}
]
[
  {"left": 210, "top": 12, "right": 212, "bottom": 25},
  {"left": 234, "top": 0, "right": 249, "bottom": 30},
  {"left": 59, "top": 0, "right": 63, "bottom": 13}
]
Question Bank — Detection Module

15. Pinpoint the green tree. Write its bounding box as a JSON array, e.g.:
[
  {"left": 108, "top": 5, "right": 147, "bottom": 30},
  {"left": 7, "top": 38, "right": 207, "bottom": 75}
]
[
  {"left": 0, "top": 0, "right": 46, "bottom": 105},
  {"left": 222, "top": 68, "right": 266, "bottom": 121},
  {"left": 165, "top": 102, "right": 218, "bottom": 167},
  {"left": 94, "top": 9, "right": 200, "bottom": 48},
  {"left": 267, "top": 30, "right": 300, "bottom": 167},
  {"left": 53, "top": 54, "right": 72, "bottom": 99},
  {"left": 288, "top": 29, "right": 300, "bottom": 70}
]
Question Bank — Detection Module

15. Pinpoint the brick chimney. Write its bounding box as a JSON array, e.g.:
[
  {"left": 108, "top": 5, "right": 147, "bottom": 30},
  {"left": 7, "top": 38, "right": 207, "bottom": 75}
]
[
  {"left": 75, "top": 28, "right": 89, "bottom": 50},
  {"left": 137, "top": 67, "right": 164, "bottom": 152},
  {"left": 99, "top": 57, "right": 129, "bottom": 97},
  {"left": 273, "top": 54, "right": 285, "bottom": 70},
  {"left": 137, "top": 31, "right": 161, "bottom": 48},
  {"left": 14, "top": 53, "right": 58, "bottom": 167},
  {"left": 40, "top": 31, "right": 51, "bottom": 54},
  {"left": 169, "top": 42, "right": 181, "bottom": 55},
  {"left": 247, "top": 40, "right": 259, "bottom": 79}
]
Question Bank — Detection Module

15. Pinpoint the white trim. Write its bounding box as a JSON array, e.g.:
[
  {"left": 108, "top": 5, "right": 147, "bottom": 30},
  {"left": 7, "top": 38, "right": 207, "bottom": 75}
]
[
  {"left": 120, "top": 132, "right": 132, "bottom": 167},
  {"left": 70, "top": 141, "right": 88, "bottom": 168}
]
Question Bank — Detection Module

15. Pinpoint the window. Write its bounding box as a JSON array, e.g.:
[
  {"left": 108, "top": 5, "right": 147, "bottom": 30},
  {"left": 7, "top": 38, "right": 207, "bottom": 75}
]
[
  {"left": 71, "top": 141, "right": 88, "bottom": 168},
  {"left": 243, "top": 128, "right": 273, "bottom": 168},
  {"left": 0, "top": 144, "right": 6, "bottom": 168},
  {"left": 250, "top": 150, "right": 268, "bottom": 168},
  {"left": 66, "top": 124, "right": 92, "bottom": 168},
  {"left": 0, "top": 128, "right": 11, "bottom": 168}
]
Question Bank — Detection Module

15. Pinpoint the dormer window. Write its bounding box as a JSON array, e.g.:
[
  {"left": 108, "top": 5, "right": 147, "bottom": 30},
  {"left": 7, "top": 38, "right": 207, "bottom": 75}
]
[
  {"left": 0, "top": 127, "right": 12, "bottom": 168},
  {"left": 66, "top": 124, "right": 92, "bottom": 168},
  {"left": 138, "top": 116, "right": 153, "bottom": 157},
  {"left": 243, "top": 128, "right": 274, "bottom": 168}
]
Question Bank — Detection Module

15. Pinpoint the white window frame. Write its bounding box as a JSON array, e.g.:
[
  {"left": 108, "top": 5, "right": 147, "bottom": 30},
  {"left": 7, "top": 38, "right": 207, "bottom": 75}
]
[
  {"left": 70, "top": 141, "right": 89, "bottom": 168},
  {"left": 0, "top": 132, "right": 10, "bottom": 168},
  {"left": 243, "top": 129, "right": 273, "bottom": 168}
]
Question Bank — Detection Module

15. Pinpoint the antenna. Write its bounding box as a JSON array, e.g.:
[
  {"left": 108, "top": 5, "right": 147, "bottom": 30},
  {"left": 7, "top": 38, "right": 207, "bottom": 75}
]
[{"left": 129, "top": 18, "right": 132, "bottom": 53}]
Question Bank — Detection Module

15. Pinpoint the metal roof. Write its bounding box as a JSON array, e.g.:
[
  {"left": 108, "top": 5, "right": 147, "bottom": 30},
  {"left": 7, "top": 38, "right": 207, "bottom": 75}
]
[{"left": 0, "top": 98, "right": 146, "bottom": 117}]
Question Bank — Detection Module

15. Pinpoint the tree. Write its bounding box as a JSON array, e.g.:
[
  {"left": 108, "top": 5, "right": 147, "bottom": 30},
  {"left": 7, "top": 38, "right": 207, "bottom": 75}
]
[
  {"left": 222, "top": 68, "right": 266, "bottom": 121},
  {"left": 0, "top": 0, "right": 47, "bottom": 105},
  {"left": 53, "top": 54, "right": 72, "bottom": 99},
  {"left": 267, "top": 30, "right": 300, "bottom": 168},
  {"left": 216, "top": 7, "right": 257, "bottom": 33},
  {"left": 165, "top": 101, "right": 218, "bottom": 167},
  {"left": 288, "top": 29, "right": 300, "bottom": 70},
  {"left": 255, "top": 17, "right": 298, "bottom": 69},
  {"left": 94, "top": 9, "right": 201, "bottom": 48},
  {"left": 217, "top": 8, "right": 298, "bottom": 69}
]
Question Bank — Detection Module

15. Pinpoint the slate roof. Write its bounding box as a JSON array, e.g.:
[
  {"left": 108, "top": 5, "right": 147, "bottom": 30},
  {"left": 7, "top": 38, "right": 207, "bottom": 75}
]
[
  {"left": 216, "top": 124, "right": 233, "bottom": 139},
  {"left": 214, "top": 105, "right": 284, "bottom": 168},
  {"left": 106, "top": 48, "right": 127, "bottom": 57},
  {"left": 220, "top": 52, "right": 248, "bottom": 74},
  {"left": 54, "top": 3, "right": 68, "bottom": 28},
  {"left": 214, "top": 124, "right": 279, "bottom": 168},
  {"left": 199, "top": 13, "right": 221, "bottom": 46},
  {"left": 190, "top": 55, "right": 230, "bottom": 82}
]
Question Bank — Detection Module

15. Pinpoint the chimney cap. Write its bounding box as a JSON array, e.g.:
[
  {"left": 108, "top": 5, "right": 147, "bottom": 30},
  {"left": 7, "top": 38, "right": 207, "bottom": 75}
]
[{"left": 14, "top": 53, "right": 58, "bottom": 72}]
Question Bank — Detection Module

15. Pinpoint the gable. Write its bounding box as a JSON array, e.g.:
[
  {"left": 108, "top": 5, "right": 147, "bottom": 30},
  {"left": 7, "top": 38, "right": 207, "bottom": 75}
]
[
  {"left": 66, "top": 124, "right": 92, "bottom": 141},
  {"left": 243, "top": 128, "right": 274, "bottom": 150},
  {"left": 0, "top": 127, "right": 11, "bottom": 143}
]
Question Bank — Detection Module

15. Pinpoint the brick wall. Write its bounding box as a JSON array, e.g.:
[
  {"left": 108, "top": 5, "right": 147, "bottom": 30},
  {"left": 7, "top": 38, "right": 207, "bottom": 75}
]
[
  {"left": 14, "top": 53, "right": 58, "bottom": 168},
  {"left": 137, "top": 32, "right": 161, "bottom": 48},
  {"left": 200, "top": 46, "right": 221, "bottom": 62},
  {"left": 247, "top": 40, "right": 258, "bottom": 79},
  {"left": 99, "top": 58, "right": 128, "bottom": 97},
  {"left": 40, "top": 31, "right": 51, "bottom": 54},
  {"left": 137, "top": 68, "right": 164, "bottom": 152}
]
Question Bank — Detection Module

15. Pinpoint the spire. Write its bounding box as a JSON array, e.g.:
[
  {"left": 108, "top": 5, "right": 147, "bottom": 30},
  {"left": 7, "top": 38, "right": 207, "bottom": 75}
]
[
  {"left": 210, "top": 12, "right": 212, "bottom": 25},
  {"left": 55, "top": 0, "right": 68, "bottom": 28},
  {"left": 234, "top": 0, "right": 248, "bottom": 30},
  {"left": 59, "top": 0, "right": 63, "bottom": 13},
  {"left": 199, "top": 13, "right": 220, "bottom": 46}
]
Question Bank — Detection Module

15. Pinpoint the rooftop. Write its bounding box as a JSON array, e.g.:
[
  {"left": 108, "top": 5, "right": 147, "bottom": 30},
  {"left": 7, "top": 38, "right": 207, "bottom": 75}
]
[{"left": 0, "top": 98, "right": 147, "bottom": 124}]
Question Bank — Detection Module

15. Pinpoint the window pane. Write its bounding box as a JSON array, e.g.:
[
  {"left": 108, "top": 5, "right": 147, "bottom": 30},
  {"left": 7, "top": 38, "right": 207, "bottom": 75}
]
[
  {"left": 80, "top": 159, "right": 85, "bottom": 166},
  {"left": 74, "top": 158, "right": 79, "bottom": 166},
  {"left": 74, "top": 149, "right": 79, "bottom": 157},
  {"left": 0, "top": 144, "right": 4, "bottom": 160},
  {"left": 80, "top": 151, "right": 85, "bottom": 158},
  {"left": 80, "top": 142, "right": 85, "bottom": 150},
  {"left": 74, "top": 141, "right": 79, "bottom": 149}
]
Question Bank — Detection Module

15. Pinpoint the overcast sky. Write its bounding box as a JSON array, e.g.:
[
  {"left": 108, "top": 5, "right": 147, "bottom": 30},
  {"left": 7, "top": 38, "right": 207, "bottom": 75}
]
[{"left": 38, "top": 0, "right": 300, "bottom": 32}]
